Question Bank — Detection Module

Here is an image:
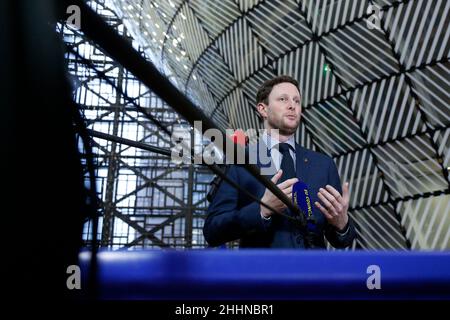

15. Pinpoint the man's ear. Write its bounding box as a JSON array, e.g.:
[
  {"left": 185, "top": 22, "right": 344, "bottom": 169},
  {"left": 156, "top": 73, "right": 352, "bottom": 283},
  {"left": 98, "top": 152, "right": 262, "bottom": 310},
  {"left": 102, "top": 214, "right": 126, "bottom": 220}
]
[{"left": 257, "top": 103, "right": 267, "bottom": 119}]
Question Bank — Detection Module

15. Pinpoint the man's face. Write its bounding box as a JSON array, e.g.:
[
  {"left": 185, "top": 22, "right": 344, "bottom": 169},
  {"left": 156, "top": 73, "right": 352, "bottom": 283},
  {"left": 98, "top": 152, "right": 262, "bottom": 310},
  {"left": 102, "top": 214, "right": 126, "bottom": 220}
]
[{"left": 258, "top": 82, "right": 302, "bottom": 136}]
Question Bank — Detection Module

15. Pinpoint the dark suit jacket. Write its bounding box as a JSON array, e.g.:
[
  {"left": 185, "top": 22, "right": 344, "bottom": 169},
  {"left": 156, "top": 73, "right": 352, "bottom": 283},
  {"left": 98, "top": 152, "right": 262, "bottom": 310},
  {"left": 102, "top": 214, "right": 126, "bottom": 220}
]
[{"left": 203, "top": 141, "right": 356, "bottom": 248}]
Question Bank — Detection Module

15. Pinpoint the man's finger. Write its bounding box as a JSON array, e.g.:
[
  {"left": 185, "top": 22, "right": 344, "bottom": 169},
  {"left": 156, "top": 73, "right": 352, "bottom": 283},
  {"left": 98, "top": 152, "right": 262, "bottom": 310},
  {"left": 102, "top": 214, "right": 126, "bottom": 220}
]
[
  {"left": 317, "top": 192, "right": 337, "bottom": 215},
  {"left": 318, "top": 188, "right": 340, "bottom": 208},
  {"left": 325, "top": 185, "right": 343, "bottom": 202},
  {"left": 342, "top": 182, "right": 350, "bottom": 202},
  {"left": 315, "top": 201, "right": 333, "bottom": 220},
  {"left": 283, "top": 186, "right": 294, "bottom": 194},
  {"left": 278, "top": 177, "right": 298, "bottom": 189},
  {"left": 271, "top": 170, "right": 283, "bottom": 184}
]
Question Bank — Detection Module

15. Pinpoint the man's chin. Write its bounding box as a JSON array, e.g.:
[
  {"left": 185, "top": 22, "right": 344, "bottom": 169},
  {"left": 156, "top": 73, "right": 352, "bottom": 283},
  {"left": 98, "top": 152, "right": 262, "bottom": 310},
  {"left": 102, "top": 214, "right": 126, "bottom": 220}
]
[
  {"left": 279, "top": 126, "right": 298, "bottom": 136},
  {"left": 280, "top": 121, "right": 299, "bottom": 134},
  {"left": 267, "top": 120, "right": 299, "bottom": 135}
]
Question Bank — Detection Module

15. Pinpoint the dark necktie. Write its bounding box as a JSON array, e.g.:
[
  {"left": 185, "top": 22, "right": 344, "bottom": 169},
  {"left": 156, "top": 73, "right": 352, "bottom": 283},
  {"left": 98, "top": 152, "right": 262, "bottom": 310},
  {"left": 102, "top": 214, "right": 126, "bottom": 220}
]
[{"left": 278, "top": 143, "right": 296, "bottom": 183}]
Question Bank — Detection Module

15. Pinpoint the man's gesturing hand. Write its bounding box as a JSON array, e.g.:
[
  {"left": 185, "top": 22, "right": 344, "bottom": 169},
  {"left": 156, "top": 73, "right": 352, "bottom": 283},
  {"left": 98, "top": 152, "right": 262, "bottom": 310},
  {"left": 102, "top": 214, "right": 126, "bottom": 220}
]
[
  {"left": 315, "top": 182, "right": 350, "bottom": 231},
  {"left": 260, "top": 170, "right": 298, "bottom": 219}
]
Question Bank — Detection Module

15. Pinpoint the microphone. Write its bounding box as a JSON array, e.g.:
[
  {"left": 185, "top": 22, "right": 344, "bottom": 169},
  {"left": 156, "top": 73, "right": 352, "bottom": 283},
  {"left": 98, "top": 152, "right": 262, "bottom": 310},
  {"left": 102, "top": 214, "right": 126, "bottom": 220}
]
[
  {"left": 292, "top": 181, "right": 321, "bottom": 249},
  {"left": 292, "top": 181, "right": 317, "bottom": 232}
]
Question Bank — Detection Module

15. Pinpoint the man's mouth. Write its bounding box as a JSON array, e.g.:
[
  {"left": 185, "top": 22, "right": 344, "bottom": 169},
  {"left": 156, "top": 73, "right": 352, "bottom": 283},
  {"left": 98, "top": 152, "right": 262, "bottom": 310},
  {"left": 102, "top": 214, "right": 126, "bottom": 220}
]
[{"left": 286, "top": 115, "right": 297, "bottom": 120}]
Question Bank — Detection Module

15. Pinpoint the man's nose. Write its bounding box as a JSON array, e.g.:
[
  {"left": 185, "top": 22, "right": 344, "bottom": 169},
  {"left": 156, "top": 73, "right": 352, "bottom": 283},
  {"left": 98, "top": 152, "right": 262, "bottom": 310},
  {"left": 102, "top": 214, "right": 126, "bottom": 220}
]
[{"left": 287, "top": 100, "right": 295, "bottom": 109}]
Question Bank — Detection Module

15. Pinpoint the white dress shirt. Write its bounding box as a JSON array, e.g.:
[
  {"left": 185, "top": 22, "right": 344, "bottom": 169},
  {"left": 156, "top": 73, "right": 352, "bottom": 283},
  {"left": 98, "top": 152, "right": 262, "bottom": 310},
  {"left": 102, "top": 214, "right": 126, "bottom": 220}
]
[{"left": 262, "top": 130, "right": 296, "bottom": 172}]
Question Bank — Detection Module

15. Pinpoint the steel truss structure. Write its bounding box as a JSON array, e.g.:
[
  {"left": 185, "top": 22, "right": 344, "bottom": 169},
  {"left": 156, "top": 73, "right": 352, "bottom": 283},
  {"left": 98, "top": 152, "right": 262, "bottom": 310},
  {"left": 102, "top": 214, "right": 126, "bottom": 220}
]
[{"left": 60, "top": 1, "right": 214, "bottom": 249}]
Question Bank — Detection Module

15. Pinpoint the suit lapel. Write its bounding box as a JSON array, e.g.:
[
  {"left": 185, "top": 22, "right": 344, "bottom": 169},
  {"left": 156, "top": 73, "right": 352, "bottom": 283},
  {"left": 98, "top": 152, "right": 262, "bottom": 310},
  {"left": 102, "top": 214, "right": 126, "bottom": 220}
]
[{"left": 296, "top": 144, "right": 310, "bottom": 184}]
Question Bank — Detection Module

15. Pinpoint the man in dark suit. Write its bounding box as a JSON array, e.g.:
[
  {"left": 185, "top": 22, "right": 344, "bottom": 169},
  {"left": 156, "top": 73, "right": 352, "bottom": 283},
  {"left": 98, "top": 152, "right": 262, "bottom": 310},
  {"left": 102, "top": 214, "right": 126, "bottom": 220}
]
[{"left": 203, "top": 75, "right": 356, "bottom": 248}]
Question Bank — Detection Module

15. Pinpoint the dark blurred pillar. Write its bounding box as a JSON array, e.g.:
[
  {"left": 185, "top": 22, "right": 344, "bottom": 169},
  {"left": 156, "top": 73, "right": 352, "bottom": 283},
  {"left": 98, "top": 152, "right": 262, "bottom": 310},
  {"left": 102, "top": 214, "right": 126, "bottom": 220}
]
[{"left": 1, "top": 0, "right": 87, "bottom": 304}]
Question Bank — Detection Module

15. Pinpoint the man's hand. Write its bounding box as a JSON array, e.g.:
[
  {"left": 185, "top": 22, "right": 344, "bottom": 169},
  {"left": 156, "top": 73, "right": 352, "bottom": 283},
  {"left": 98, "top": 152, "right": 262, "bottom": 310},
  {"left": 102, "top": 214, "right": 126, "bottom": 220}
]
[
  {"left": 260, "top": 170, "right": 298, "bottom": 218},
  {"left": 315, "top": 182, "right": 350, "bottom": 231}
]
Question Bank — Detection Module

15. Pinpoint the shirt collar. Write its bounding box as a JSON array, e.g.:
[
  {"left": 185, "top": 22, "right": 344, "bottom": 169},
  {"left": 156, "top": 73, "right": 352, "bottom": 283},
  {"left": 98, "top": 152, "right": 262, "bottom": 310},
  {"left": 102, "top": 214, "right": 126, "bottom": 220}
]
[{"left": 262, "top": 130, "right": 296, "bottom": 151}]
